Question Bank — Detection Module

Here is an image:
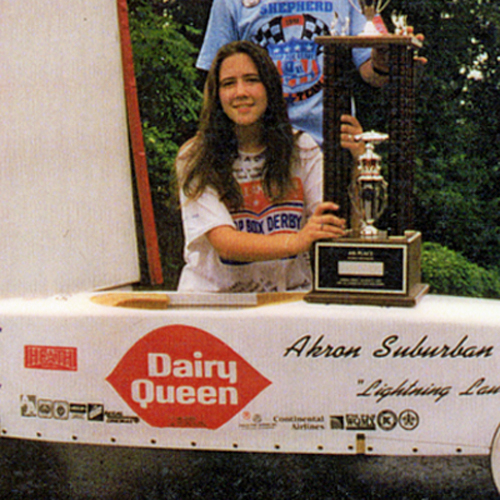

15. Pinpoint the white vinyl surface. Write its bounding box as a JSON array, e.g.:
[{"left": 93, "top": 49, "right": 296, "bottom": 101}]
[
  {"left": 0, "top": 292, "right": 499, "bottom": 458},
  {"left": 0, "top": 0, "right": 139, "bottom": 297}
]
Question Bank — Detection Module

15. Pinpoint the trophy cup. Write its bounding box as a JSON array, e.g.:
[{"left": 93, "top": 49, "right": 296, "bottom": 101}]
[
  {"left": 350, "top": 131, "right": 389, "bottom": 238},
  {"left": 306, "top": 3, "right": 428, "bottom": 307}
]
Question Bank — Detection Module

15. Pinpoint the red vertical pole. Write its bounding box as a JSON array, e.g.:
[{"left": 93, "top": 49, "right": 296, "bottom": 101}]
[{"left": 116, "top": 0, "right": 163, "bottom": 285}]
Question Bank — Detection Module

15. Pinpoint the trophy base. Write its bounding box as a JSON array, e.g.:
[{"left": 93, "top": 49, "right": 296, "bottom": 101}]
[{"left": 305, "top": 230, "right": 429, "bottom": 308}]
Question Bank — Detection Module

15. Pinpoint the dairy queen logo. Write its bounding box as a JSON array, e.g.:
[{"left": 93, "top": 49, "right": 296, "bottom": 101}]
[{"left": 106, "top": 325, "right": 272, "bottom": 430}]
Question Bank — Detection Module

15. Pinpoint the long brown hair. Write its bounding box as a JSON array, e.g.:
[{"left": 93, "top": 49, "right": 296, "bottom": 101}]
[{"left": 178, "top": 41, "right": 298, "bottom": 210}]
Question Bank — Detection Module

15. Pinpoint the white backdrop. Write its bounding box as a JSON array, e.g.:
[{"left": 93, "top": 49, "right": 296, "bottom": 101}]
[{"left": 0, "top": 0, "right": 139, "bottom": 297}]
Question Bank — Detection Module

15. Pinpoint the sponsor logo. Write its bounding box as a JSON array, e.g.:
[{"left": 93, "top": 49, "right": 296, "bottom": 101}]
[
  {"left": 88, "top": 404, "right": 104, "bottom": 422},
  {"left": 346, "top": 413, "right": 376, "bottom": 431},
  {"left": 70, "top": 403, "right": 87, "bottom": 420},
  {"left": 20, "top": 396, "right": 138, "bottom": 424},
  {"left": 24, "top": 345, "right": 77, "bottom": 371},
  {"left": 20, "top": 395, "right": 37, "bottom": 417},
  {"left": 37, "top": 399, "right": 53, "bottom": 419},
  {"left": 106, "top": 325, "right": 271, "bottom": 430},
  {"left": 329, "top": 410, "right": 420, "bottom": 432},
  {"left": 239, "top": 412, "right": 276, "bottom": 430},
  {"left": 274, "top": 415, "right": 325, "bottom": 430},
  {"left": 376, "top": 410, "right": 398, "bottom": 431},
  {"left": 53, "top": 401, "right": 70, "bottom": 420},
  {"left": 398, "top": 409, "right": 419, "bottom": 431},
  {"left": 329, "top": 415, "right": 344, "bottom": 430},
  {"left": 105, "top": 411, "right": 140, "bottom": 424}
]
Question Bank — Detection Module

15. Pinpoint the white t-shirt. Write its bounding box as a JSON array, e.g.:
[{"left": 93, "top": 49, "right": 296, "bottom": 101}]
[{"left": 177, "top": 133, "right": 323, "bottom": 292}]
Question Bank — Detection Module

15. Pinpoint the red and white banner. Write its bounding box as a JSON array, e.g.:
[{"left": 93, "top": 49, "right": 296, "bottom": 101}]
[{"left": 1, "top": 292, "right": 500, "bottom": 457}]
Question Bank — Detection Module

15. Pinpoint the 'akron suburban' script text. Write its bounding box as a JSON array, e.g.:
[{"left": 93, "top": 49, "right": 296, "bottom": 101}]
[{"left": 284, "top": 334, "right": 494, "bottom": 359}]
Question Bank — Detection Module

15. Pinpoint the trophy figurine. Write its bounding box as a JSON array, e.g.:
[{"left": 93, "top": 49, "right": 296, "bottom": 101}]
[
  {"left": 391, "top": 12, "right": 409, "bottom": 35},
  {"left": 350, "top": 131, "right": 389, "bottom": 238}
]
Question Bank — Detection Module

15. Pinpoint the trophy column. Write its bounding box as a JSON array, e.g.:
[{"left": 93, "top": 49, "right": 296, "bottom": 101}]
[
  {"left": 306, "top": 35, "right": 429, "bottom": 307},
  {"left": 388, "top": 41, "right": 416, "bottom": 235},
  {"left": 322, "top": 43, "right": 352, "bottom": 223}
]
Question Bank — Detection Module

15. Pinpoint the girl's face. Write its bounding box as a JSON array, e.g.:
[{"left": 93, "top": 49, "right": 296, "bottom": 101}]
[{"left": 218, "top": 52, "right": 268, "bottom": 130}]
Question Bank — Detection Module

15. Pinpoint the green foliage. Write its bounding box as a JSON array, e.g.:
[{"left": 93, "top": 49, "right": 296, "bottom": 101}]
[
  {"left": 128, "top": 0, "right": 204, "bottom": 288},
  {"left": 422, "top": 242, "right": 500, "bottom": 298},
  {"left": 129, "top": 0, "right": 203, "bottom": 209},
  {"left": 399, "top": 0, "right": 500, "bottom": 269},
  {"left": 164, "top": 0, "right": 213, "bottom": 33}
]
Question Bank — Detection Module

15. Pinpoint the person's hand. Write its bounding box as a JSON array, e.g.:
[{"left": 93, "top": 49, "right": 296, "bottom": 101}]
[
  {"left": 289, "top": 202, "right": 346, "bottom": 254},
  {"left": 407, "top": 27, "right": 427, "bottom": 67},
  {"left": 368, "top": 27, "right": 427, "bottom": 84},
  {"left": 371, "top": 27, "right": 427, "bottom": 70},
  {"left": 340, "top": 115, "right": 364, "bottom": 160}
]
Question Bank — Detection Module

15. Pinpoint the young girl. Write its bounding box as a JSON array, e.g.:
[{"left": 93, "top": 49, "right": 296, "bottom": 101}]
[{"left": 176, "top": 41, "right": 362, "bottom": 293}]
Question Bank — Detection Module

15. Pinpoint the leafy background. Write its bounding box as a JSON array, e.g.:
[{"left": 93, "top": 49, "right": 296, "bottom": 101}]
[{"left": 127, "top": 0, "right": 500, "bottom": 297}]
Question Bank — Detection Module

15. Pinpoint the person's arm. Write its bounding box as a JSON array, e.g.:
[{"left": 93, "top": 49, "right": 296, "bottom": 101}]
[
  {"left": 207, "top": 202, "right": 346, "bottom": 262},
  {"left": 359, "top": 57, "right": 390, "bottom": 88},
  {"left": 196, "top": 0, "right": 239, "bottom": 71},
  {"left": 359, "top": 29, "right": 427, "bottom": 88}
]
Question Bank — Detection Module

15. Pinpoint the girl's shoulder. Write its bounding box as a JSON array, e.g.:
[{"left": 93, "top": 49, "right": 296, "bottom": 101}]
[
  {"left": 294, "top": 130, "right": 320, "bottom": 151},
  {"left": 177, "top": 136, "right": 198, "bottom": 160},
  {"left": 293, "top": 130, "right": 321, "bottom": 160},
  {"left": 176, "top": 136, "right": 201, "bottom": 177}
]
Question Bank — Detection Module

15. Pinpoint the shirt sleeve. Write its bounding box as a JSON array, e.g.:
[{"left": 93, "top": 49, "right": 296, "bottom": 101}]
[
  {"left": 180, "top": 187, "right": 236, "bottom": 250},
  {"left": 196, "top": 0, "right": 240, "bottom": 71},
  {"left": 295, "top": 133, "right": 323, "bottom": 220},
  {"left": 349, "top": 1, "right": 372, "bottom": 68}
]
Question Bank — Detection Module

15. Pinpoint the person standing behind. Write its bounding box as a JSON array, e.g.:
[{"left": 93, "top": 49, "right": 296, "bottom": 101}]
[
  {"left": 196, "top": 0, "right": 389, "bottom": 147},
  {"left": 177, "top": 41, "right": 362, "bottom": 293}
]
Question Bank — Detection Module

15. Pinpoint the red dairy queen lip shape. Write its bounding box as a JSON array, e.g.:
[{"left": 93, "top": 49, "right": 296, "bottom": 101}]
[{"left": 106, "top": 325, "right": 272, "bottom": 429}]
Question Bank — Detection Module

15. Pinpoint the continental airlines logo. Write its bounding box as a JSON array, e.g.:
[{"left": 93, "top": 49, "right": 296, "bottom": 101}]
[{"left": 106, "top": 325, "right": 272, "bottom": 429}]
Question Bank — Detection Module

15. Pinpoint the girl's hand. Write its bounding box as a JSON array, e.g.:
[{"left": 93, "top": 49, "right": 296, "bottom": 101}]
[{"left": 289, "top": 201, "right": 346, "bottom": 255}]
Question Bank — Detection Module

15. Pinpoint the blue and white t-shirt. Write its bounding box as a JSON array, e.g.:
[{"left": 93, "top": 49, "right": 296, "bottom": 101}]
[{"left": 197, "top": 0, "right": 371, "bottom": 146}]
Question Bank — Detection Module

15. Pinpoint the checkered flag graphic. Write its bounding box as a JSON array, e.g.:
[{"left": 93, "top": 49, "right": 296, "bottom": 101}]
[
  {"left": 252, "top": 14, "right": 330, "bottom": 47},
  {"left": 302, "top": 14, "right": 330, "bottom": 39},
  {"left": 252, "top": 17, "right": 285, "bottom": 46}
]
